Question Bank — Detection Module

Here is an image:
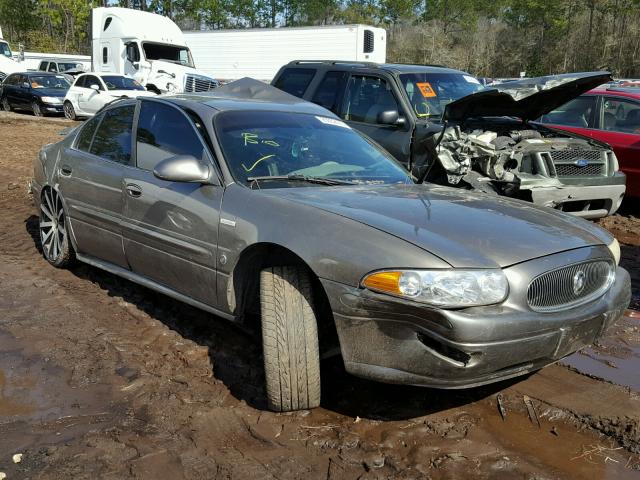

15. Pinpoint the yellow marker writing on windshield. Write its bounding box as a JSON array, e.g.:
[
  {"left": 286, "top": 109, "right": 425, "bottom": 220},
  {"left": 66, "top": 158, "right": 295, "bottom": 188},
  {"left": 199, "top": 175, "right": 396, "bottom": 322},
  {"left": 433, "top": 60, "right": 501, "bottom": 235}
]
[{"left": 242, "top": 154, "right": 276, "bottom": 172}]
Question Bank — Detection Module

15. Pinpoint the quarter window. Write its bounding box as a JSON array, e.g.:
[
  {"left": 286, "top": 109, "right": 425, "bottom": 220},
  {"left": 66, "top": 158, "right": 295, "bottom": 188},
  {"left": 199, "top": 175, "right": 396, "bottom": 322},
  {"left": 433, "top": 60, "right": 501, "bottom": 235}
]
[
  {"left": 273, "top": 68, "right": 315, "bottom": 97},
  {"left": 340, "top": 76, "right": 399, "bottom": 124},
  {"left": 89, "top": 105, "right": 135, "bottom": 164},
  {"left": 75, "top": 114, "right": 102, "bottom": 152},
  {"left": 136, "top": 101, "right": 206, "bottom": 171},
  {"left": 602, "top": 97, "right": 640, "bottom": 133}
]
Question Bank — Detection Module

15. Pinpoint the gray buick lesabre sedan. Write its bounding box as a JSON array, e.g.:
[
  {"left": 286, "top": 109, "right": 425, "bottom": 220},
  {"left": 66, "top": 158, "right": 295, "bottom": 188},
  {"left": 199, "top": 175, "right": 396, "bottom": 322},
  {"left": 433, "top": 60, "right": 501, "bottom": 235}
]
[{"left": 32, "top": 78, "right": 631, "bottom": 412}]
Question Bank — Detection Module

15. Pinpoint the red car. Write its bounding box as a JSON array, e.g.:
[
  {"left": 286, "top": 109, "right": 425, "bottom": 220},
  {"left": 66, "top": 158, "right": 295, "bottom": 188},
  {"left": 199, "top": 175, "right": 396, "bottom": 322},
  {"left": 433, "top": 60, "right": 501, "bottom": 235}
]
[{"left": 539, "top": 87, "right": 640, "bottom": 197}]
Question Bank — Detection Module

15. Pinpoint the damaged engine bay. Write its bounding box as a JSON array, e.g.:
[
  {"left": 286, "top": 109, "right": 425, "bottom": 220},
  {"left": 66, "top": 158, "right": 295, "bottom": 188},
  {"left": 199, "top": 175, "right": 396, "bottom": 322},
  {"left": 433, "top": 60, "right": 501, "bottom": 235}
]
[{"left": 432, "top": 123, "right": 615, "bottom": 201}]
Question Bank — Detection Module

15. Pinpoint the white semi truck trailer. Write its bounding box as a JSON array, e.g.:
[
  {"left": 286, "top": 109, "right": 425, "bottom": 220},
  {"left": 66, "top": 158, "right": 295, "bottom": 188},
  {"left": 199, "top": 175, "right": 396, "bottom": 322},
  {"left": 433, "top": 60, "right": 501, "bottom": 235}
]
[
  {"left": 184, "top": 24, "right": 386, "bottom": 82},
  {"left": 91, "top": 7, "right": 219, "bottom": 93}
]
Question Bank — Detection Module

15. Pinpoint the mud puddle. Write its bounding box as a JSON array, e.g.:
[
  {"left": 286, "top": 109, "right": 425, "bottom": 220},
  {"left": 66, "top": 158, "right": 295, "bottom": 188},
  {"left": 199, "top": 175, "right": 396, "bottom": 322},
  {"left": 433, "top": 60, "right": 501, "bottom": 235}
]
[{"left": 561, "top": 310, "right": 640, "bottom": 391}]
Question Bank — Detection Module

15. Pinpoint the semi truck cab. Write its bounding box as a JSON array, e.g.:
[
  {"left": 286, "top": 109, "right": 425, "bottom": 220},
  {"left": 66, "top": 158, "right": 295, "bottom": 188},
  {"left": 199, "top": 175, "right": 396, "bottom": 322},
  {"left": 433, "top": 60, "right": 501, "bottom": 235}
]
[{"left": 92, "top": 7, "right": 219, "bottom": 94}]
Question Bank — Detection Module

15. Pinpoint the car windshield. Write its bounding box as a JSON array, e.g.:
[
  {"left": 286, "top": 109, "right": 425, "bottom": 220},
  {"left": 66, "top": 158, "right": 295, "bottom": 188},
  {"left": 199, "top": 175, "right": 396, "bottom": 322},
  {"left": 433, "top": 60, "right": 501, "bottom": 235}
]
[
  {"left": 399, "top": 72, "right": 484, "bottom": 118},
  {"left": 102, "top": 75, "right": 145, "bottom": 91},
  {"left": 142, "top": 42, "right": 194, "bottom": 68},
  {"left": 215, "top": 111, "right": 412, "bottom": 187},
  {"left": 29, "top": 75, "right": 70, "bottom": 90},
  {"left": 57, "top": 62, "right": 81, "bottom": 72}
]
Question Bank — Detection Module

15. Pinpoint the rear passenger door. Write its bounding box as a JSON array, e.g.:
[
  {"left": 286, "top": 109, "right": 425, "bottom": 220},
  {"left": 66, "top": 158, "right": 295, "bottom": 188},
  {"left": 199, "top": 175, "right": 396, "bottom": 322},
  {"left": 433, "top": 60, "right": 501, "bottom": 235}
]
[
  {"left": 58, "top": 105, "right": 135, "bottom": 268},
  {"left": 121, "top": 100, "right": 223, "bottom": 307},
  {"left": 338, "top": 74, "right": 413, "bottom": 164}
]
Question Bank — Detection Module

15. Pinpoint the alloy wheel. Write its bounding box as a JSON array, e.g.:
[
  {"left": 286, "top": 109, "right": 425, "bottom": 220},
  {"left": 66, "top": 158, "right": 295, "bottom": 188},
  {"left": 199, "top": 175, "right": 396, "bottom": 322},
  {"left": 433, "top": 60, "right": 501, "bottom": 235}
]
[
  {"left": 1, "top": 97, "right": 10, "bottom": 111},
  {"left": 63, "top": 101, "right": 76, "bottom": 120},
  {"left": 32, "top": 102, "right": 42, "bottom": 117},
  {"left": 39, "top": 189, "right": 67, "bottom": 262}
]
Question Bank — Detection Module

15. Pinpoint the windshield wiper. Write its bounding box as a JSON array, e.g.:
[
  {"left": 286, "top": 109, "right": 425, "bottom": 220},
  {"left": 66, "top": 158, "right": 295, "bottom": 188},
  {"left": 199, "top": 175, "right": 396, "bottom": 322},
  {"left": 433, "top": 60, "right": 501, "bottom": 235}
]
[{"left": 246, "top": 174, "right": 356, "bottom": 187}]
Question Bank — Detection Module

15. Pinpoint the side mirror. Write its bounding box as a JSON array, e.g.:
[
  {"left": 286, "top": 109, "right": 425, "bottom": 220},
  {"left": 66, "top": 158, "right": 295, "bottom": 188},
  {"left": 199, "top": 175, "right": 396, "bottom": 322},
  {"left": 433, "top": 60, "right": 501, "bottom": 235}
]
[
  {"left": 377, "top": 110, "right": 406, "bottom": 127},
  {"left": 90, "top": 84, "right": 101, "bottom": 93},
  {"left": 153, "top": 155, "right": 212, "bottom": 184}
]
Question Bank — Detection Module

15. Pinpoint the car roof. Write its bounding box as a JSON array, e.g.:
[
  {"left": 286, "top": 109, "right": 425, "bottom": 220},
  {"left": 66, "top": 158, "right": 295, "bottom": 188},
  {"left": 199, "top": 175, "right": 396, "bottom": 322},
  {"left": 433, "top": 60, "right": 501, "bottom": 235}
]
[
  {"left": 163, "top": 77, "right": 336, "bottom": 117},
  {"left": 283, "top": 60, "right": 469, "bottom": 75},
  {"left": 588, "top": 87, "right": 640, "bottom": 99}
]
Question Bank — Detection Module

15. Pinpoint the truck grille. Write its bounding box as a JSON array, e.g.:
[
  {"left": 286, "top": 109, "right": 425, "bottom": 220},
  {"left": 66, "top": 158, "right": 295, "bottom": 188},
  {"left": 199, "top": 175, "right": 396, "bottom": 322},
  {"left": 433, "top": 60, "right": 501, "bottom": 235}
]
[
  {"left": 550, "top": 149, "right": 607, "bottom": 177},
  {"left": 527, "top": 260, "right": 614, "bottom": 312},
  {"left": 184, "top": 74, "right": 219, "bottom": 93},
  {"left": 555, "top": 163, "right": 604, "bottom": 176}
]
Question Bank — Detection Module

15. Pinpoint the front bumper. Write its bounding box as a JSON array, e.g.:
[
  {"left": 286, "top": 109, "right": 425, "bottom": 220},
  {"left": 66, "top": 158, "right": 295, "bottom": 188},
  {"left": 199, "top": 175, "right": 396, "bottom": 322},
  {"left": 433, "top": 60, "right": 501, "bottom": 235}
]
[
  {"left": 526, "top": 173, "right": 626, "bottom": 219},
  {"left": 42, "top": 102, "right": 64, "bottom": 114},
  {"left": 321, "top": 257, "right": 631, "bottom": 389}
]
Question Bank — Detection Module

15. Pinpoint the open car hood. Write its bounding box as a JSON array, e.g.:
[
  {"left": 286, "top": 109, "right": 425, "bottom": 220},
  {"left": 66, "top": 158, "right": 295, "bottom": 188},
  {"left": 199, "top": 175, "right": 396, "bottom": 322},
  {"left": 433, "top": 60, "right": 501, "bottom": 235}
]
[{"left": 443, "top": 72, "right": 612, "bottom": 122}]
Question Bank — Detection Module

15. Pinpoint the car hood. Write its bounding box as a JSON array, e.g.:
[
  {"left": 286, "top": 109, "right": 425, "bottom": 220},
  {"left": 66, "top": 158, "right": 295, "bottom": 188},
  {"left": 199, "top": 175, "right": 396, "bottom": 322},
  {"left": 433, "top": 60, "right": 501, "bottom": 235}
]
[
  {"left": 34, "top": 88, "right": 67, "bottom": 97},
  {"left": 443, "top": 72, "right": 612, "bottom": 122},
  {"left": 264, "top": 184, "right": 610, "bottom": 268}
]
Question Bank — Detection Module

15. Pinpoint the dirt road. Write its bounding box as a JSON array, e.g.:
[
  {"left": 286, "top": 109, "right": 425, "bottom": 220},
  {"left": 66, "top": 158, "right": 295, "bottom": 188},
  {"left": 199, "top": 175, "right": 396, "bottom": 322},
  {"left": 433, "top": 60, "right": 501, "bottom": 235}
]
[{"left": 0, "top": 112, "right": 639, "bottom": 479}]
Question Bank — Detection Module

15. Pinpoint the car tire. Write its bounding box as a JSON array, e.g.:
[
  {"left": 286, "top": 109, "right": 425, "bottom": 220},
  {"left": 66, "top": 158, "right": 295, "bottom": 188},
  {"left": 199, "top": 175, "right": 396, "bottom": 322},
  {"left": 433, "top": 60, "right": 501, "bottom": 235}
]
[
  {"left": 1, "top": 97, "right": 11, "bottom": 112},
  {"left": 260, "top": 265, "right": 321, "bottom": 412},
  {"left": 39, "top": 188, "right": 75, "bottom": 268},
  {"left": 32, "top": 101, "right": 43, "bottom": 117},
  {"left": 63, "top": 101, "right": 77, "bottom": 121}
]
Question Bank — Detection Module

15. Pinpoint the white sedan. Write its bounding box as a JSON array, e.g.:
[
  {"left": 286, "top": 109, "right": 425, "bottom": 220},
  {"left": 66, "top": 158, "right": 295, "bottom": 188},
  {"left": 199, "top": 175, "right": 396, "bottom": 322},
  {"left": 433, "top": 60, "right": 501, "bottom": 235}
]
[{"left": 63, "top": 73, "right": 155, "bottom": 120}]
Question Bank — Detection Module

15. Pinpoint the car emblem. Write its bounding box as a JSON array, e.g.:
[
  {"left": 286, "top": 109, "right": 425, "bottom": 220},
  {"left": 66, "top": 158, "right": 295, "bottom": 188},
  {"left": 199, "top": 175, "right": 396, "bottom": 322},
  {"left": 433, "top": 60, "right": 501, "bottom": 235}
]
[
  {"left": 574, "top": 159, "right": 589, "bottom": 167},
  {"left": 573, "top": 270, "right": 586, "bottom": 295}
]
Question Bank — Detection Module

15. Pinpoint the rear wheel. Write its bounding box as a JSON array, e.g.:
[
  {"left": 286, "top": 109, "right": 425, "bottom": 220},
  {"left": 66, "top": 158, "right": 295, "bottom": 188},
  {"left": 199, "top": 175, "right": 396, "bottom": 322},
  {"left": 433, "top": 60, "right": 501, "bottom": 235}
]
[
  {"left": 1, "top": 97, "right": 11, "bottom": 112},
  {"left": 260, "top": 265, "right": 321, "bottom": 412},
  {"left": 32, "top": 101, "right": 43, "bottom": 117},
  {"left": 63, "top": 101, "right": 77, "bottom": 120},
  {"left": 39, "top": 188, "right": 75, "bottom": 268}
]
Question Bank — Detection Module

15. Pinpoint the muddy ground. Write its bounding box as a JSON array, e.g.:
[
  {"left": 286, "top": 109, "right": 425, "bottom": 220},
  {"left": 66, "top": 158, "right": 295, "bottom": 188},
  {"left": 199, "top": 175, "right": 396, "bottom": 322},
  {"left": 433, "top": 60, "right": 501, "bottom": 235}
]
[{"left": 0, "top": 111, "right": 639, "bottom": 479}]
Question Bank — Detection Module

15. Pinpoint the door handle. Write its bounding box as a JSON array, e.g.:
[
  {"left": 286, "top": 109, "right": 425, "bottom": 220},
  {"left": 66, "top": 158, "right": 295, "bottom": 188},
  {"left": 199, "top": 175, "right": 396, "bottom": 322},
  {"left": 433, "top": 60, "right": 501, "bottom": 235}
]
[
  {"left": 60, "top": 165, "right": 72, "bottom": 176},
  {"left": 126, "top": 183, "right": 142, "bottom": 198}
]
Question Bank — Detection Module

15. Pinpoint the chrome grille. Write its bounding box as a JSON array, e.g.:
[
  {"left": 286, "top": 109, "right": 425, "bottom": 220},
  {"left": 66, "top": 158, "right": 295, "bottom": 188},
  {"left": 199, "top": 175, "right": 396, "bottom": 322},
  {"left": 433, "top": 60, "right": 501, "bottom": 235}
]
[
  {"left": 527, "top": 260, "right": 614, "bottom": 312},
  {"left": 555, "top": 163, "right": 604, "bottom": 176},
  {"left": 184, "top": 74, "right": 219, "bottom": 93}
]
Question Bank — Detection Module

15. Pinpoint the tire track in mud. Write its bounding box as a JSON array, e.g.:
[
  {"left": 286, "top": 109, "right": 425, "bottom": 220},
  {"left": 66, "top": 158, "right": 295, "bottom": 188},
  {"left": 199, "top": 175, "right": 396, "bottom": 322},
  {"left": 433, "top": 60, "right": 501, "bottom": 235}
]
[{"left": 0, "top": 113, "right": 639, "bottom": 479}]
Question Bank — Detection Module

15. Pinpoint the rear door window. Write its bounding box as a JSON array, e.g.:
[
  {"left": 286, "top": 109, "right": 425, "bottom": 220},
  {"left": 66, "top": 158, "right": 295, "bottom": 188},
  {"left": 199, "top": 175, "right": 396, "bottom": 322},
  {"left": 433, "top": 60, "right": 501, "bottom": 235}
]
[
  {"left": 135, "top": 101, "right": 206, "bottom": 171},
  {"left": 89, "top": 105, "right": 135, "bottom": 164},
  {"left": 273, "top": 68, "right": 315, "bottom": 97},
  {"left": 311, "top": 71, "right": 346, "bottom": 113}
]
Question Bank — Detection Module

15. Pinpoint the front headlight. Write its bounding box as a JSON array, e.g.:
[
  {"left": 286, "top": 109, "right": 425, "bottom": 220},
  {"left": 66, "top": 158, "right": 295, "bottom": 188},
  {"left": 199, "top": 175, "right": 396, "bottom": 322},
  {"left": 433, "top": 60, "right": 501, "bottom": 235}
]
[
  {"left": 41, "top": 96, "right": 62, "bottom": 104},
  {"left": 362, "top": 269, "right": 509, "bottom": 308},
  {"left": 607, "top": 238, "right": 621, "bottom": 265}
]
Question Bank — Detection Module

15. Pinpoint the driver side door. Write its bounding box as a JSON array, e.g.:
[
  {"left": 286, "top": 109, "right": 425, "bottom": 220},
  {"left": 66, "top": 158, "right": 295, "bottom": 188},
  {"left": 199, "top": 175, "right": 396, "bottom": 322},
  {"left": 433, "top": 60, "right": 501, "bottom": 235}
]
[
  {"left": 121, "top": 100, "right": 223, "bottom": 307},
  {"left": 78, "top": 74, "right": 107, "bottom": 115},
  {"left": 338, "top": 74, "right": 413, "bottom": 166}
]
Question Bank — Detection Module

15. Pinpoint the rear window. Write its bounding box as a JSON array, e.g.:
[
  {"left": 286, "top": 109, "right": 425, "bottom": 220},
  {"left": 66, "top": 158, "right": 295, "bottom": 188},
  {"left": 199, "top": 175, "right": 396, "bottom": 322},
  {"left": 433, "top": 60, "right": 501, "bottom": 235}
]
[
  {"left": 75, "top": 115, "right": 101, "bottom": 152},
  {"left": 274, "top": 68, "right": 315, "bottom": 98}
]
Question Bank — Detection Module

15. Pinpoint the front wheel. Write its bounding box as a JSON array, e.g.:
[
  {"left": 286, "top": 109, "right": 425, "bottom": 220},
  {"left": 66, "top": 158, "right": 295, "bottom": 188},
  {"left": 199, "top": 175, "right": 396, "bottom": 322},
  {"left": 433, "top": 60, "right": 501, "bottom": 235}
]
[
  {"left": 1, "top": 97, "right": 11, "bottom": 112},
  {"left": 260, "top": 265, "right": 321, "bottom": 412},
  {"left": 39, "top": 188, "right": 75, "bottom": 268},
  {"left": 32, "top": 101, "right": 43, "bottom": 117},
  {"left": 63, "top": 101, "right": 77, "bottom": 120}
]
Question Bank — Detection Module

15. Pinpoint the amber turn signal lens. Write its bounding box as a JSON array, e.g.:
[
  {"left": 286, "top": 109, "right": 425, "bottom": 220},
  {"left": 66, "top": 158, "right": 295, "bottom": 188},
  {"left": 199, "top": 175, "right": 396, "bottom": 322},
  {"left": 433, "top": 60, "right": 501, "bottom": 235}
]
[{"left": 362, "top": 271, "right": 402, "bottom": 294}]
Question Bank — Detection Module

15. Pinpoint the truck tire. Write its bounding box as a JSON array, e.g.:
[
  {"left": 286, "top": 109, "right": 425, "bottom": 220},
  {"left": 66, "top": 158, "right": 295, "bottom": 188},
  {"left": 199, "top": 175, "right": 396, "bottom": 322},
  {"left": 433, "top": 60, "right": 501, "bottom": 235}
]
[{"left": 260, "top": 265, "right": 321, "bottom": 412}]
